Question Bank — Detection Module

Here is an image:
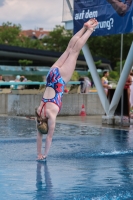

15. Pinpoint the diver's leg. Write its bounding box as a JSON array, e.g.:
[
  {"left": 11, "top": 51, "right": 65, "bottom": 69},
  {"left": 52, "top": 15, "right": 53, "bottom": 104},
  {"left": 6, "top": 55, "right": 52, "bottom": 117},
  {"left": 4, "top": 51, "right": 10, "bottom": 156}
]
[{"left": 59, "top": 27, "right": 95, "bottom": 83}]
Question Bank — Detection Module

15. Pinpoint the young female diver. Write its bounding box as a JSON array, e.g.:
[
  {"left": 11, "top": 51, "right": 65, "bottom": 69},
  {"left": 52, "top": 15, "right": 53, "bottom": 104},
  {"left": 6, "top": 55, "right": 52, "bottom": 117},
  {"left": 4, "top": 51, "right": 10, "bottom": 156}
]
[{"left": 36, "top": 18, "right": 98, "bottom": 161}]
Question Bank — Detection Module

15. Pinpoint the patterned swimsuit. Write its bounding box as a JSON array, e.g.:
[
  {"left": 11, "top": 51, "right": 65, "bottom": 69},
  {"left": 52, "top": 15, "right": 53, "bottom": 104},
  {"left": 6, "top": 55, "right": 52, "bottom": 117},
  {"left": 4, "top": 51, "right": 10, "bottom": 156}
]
[
  {"left": 40, "top": 67, "right": 65, "bottom": 113},
  {"left": 102, "top": 77, "right": 108, "bottom": 93}
]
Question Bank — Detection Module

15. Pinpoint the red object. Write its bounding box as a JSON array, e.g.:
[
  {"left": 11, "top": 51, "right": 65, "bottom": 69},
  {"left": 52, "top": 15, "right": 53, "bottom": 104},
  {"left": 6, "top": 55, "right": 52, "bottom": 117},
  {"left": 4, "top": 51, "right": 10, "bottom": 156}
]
[
  {"left": 80, "top": 104, "right": 86, "bottom": 116},
  {"left": 64, "top": 88, "right": 69, "bottom": 93},
  {"left": 64, "top": 87, "right": 69, "bottom": 93}
]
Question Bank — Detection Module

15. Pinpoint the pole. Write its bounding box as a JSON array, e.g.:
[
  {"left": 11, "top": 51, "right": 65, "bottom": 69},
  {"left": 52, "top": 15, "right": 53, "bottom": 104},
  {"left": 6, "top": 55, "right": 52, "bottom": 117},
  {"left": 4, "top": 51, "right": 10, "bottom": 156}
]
[
  {"left": 82, "top": 44, "right": 110, "bottom": 114},
  {"left": 66, "top": 0, "right": 73, "bottom": 16},
  {"left": 120, "top": 34, "right": 124, "bottom": 125}
]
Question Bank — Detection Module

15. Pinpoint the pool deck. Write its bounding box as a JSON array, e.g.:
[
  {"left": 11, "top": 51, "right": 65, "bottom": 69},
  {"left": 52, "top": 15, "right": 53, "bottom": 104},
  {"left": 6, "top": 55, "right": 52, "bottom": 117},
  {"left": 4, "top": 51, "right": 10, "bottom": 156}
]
[
  {"left": 57, "top": 115, "right": 132, "bottom": 130},
  {"left": 57, "top": 115, "right": 102, "bottom": 126}
]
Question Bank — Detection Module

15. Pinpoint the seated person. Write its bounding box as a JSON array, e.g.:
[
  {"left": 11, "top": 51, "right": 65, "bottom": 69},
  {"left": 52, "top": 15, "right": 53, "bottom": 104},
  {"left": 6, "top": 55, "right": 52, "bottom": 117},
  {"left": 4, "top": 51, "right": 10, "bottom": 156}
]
[{"left": 0, "top": 75, "right": 10, "bottom": 89}]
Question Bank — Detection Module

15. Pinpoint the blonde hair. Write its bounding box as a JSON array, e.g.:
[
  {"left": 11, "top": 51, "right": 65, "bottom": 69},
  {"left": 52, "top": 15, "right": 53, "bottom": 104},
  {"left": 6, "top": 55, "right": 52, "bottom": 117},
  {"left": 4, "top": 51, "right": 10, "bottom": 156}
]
[{"left": 35, "top": 108, "right": 48, "bottom": 134}]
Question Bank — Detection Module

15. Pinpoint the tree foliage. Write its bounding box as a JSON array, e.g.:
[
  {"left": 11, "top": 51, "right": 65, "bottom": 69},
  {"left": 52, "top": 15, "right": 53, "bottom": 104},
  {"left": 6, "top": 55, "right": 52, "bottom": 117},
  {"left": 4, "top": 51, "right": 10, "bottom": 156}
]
[
  {"left": 25, "top": 75, "right": 43, "bottom": 82},
  {"left": 70, "top": 71, "right": 80, "bottom": 81},
  {"left": 42, "top": 25, "right": 72, "bottom": 52},
  {"left": 0, "top": 22, "right": 44, "bottom": 49},
  {"left": 19, "top": 59, "right": 33, "bottom": 66},
  {"left": 0, "top": 22, "right": 22, "bottom": 45},
  {"left": 88, "top": 34, "right": 133, "bottom": 69},
  {"left": 109, "top": 60, "right": 126, "bottom": 82}
]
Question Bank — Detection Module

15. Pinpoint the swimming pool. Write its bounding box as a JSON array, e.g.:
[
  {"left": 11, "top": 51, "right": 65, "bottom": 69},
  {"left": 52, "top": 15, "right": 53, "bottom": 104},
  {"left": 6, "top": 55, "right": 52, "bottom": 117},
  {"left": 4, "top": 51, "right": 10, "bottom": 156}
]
[{"left": 0, "top": 117, "right": 133, "bottom": 200}]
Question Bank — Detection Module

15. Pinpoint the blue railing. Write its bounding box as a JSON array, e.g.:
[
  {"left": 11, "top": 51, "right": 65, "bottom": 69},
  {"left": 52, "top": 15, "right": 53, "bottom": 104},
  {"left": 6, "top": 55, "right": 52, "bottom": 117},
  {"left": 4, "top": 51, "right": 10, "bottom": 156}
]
[{"left": 0, "top": 81, "right": 80, "bottom": 86}]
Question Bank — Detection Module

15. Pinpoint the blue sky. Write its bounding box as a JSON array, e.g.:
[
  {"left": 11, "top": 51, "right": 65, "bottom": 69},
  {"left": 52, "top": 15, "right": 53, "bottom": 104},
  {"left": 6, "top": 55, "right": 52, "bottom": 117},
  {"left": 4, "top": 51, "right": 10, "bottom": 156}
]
[{"left": 0, "top": 0, "right": 65, "bottom": 30}]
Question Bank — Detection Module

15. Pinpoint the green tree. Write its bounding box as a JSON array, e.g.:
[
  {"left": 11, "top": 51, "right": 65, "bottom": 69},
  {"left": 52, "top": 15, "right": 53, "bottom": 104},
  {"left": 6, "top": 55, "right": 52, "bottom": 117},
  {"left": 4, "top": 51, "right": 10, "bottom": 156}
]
[
  {"left": 70, "top": 71, "right": 80, "bottom": 81},
  {"left": 0, "top": 21, "right": 45, "bottom": 49},
  {"left": 20, "top": 36, "right": 44, "bottom": 49},
  {"left": 25, "top": 75, "right": 43, "bottom": 82},
  {"left": 109, "top": 60, "right": 126, "bottom": 82},
  {"left": 114, "top": 60, "right": 126, "bottom": 75},
  {"left": 109, "top": 70, "right": 119, "bottom": 82},
  {"left": 0, "top": 22, "right": 22, "bottom": 45},
  {"left": 18, "top": 59, "right": 33, "bottom": 70},
  {"left": 19, "top": 59, "right": 33, "bottom": 65},
  {"left": 42, "top": 25, "right": 72, "bottom": 52},
  {"left": 88, "top": 33, "right": 133, "bottom": 69}
]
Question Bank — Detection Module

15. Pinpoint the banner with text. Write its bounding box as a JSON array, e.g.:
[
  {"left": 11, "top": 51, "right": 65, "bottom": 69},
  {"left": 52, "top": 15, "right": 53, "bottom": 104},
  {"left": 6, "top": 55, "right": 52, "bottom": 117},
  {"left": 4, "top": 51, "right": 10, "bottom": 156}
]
[{"left": 74, "top": 0, "right": 133, "bottom": 36}]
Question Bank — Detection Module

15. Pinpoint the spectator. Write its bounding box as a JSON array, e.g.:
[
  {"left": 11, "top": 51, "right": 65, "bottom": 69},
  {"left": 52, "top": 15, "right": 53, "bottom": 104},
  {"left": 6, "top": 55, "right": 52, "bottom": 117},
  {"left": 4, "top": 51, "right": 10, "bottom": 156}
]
[
  {"left": 79, "top": 77, "right": 91, "bottom": 93},
  {"left": 130, "top": 70, "right": 133, "bottom": 114},
  {"left": 14, "top": 75, "right": 20, "bottom": 89},
  {"left": 15, "top": 75, "right": 20, "bottom": 82},
  {"left": 0, "top": 75, "right": 7, "bottom": 89},
  {"left": 0, "top": 75, "right": 5, "bottom": 82},
  {"left": 101, "top": 71, "right": 112, "bottom": 96},
  {"left": 20, "top": 76, "right": 27, "bottom": 82},
  {"left": 124, "top": 73, "right": 132, "bottom": 114},
  {"left": 17, "top": 76, "right": 25, "bottom": 89},
  {"left": 20, "top": 76, "right": 24, "bottom": 82},
  {"left": 91, "top": 79, "right": 95, "bottom": 88},
  {"left": 84, "top": 77, "right": 91, "bottom": 93},
  {"left": 0, "top": 75, "right": 3, "bottom": 89},
  {"left": 79, "top": 77, "right": 85, "bottom": 93}
]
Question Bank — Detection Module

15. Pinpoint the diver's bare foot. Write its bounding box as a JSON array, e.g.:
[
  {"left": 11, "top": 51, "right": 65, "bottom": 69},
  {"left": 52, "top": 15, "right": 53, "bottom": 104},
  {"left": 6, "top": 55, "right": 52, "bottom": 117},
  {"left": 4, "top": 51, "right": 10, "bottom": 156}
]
[{"left": 84, "top": 18, "right": 98, "bottom": 30}]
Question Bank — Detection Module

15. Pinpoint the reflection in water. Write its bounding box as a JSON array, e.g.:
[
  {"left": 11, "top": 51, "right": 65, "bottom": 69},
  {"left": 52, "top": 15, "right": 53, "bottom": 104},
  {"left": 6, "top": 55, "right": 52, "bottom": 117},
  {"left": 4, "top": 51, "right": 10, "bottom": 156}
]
[
  {"left": 129, "top": 125, "right": 133, "bottom": 133},
  {"left": 34, "top": 162, "right": 54, "bottom": 200}
]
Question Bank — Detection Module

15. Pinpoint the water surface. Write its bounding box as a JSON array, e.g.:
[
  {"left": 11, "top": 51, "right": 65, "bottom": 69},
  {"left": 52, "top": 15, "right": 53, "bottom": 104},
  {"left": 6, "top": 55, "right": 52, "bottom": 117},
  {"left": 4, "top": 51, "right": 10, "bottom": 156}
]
[{"left": 0, "top": 117, "right": 133, "bottom": 200}]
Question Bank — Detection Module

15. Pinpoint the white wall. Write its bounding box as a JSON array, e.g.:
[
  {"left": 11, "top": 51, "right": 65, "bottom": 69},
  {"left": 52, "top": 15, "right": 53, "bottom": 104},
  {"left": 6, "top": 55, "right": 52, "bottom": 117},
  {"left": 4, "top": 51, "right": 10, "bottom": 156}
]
[{"left": 0, "top": 93, "right": 104, "bottom": 116}]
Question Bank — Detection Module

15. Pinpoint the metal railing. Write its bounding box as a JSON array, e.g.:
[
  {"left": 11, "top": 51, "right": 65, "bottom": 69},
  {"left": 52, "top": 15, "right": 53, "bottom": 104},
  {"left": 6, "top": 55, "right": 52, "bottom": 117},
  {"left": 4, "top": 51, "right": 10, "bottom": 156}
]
[{"left": 0, "top": 81, "right": 80, "bottom": 86}]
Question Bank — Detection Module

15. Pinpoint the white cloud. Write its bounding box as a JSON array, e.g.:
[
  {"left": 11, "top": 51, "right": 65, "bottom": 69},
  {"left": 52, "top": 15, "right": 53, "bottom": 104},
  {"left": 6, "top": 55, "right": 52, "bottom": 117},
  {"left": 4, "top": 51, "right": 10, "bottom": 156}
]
[{"left": 0, "top": 0, "right": 65, "bottom": 30}]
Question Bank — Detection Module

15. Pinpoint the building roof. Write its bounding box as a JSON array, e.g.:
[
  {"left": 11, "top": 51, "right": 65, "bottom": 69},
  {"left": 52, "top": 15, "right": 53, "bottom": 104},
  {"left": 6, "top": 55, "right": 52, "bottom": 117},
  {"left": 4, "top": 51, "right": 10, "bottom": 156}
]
[
  {"left": 0, "top": 44, "right": 112, "bottom": 71},
  {"left": 20, "top": 28, "right": 50, "bottom": 39}
]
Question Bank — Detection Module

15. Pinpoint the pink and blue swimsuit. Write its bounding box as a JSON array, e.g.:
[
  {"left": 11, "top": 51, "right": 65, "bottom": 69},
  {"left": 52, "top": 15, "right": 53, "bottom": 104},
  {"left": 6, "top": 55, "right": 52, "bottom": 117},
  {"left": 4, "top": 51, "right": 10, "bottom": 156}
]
[{"left": 41, "top": 67, "right": 65, "bottom": 112}]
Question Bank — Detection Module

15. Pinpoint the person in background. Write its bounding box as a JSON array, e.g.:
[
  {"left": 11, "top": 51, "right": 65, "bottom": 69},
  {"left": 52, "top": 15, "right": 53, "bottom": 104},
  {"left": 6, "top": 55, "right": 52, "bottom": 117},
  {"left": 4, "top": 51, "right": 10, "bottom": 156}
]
[
  {"left": 0, "top": 75, "right": 5, "bottom": 82},
  {"left": 21, "top": 76, "right": 27, "bottom": 82},
  {"left": 0, "top": 74, "right": 5, "bottom": 89},
  {"left": 91, "top": 79, "right": 95, "bottom": 88},
  {"left": 101, "top": 71, "right": 112, "bottom": 96},
  {"left": 79, "top": 77, "right": 91, "bottom": 93},
  {"left": 124, "top": 73, "right": 132, "bottom": 115},
  {"left": 130, "top": 70, "right": 133, "bottom": 115},
  {"left": 107, "top": 0, "right": 132, "bottom": 16},
  {"left": 84, "top": 77, "right": 91, "bottom": 93},
  {"left": 36, "top": 18, "right": 98, "bottom": 161},
  {"left": 17, "top": 76, "right": 27, "bottom": 89},
  {"left": 15, "top": 75, "right": 20, "bottom": 82},
  {"left": 79, "top": 77, "right": 85, "bottom": 93},
  {"left": 14, "top": 75, "right": 20, "bottom": 89}
]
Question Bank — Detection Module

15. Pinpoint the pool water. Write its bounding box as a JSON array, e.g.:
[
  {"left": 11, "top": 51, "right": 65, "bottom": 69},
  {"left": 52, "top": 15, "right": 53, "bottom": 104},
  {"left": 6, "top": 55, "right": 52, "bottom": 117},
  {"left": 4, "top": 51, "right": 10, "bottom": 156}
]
[{"left": 0, "top": 117, "right": 133, "bottom": 200}]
